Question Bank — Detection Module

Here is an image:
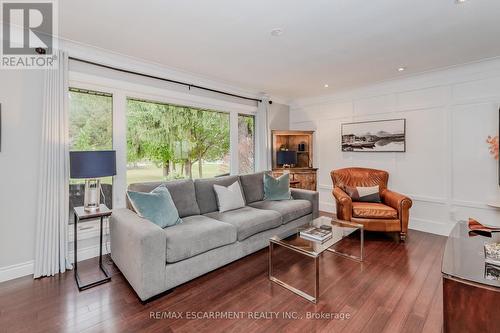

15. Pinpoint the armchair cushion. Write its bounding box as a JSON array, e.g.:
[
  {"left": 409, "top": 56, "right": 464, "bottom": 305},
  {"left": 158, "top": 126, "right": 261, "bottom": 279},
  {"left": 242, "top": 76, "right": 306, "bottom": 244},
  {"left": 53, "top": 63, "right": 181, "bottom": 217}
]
[{"left": 352, "top": 202, "right": 398, "bottom": 219}]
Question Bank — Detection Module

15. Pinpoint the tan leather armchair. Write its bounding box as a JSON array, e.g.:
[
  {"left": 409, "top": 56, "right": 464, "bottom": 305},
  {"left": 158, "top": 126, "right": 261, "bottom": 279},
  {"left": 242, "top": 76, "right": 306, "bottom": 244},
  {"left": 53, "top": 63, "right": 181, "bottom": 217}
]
[{"left": 331, "top": 167, "right": 412, "bottom": 241}]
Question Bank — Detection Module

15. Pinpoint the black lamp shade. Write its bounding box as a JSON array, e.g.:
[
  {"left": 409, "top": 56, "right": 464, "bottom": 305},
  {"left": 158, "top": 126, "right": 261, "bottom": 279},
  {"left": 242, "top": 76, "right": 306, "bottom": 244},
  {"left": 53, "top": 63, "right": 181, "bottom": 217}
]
[
  {"left": 277, "top": 150, "right": 297, "bottom": 165},
  {"left": 70, "top": 151, "right": 116, "bottom": 179}
]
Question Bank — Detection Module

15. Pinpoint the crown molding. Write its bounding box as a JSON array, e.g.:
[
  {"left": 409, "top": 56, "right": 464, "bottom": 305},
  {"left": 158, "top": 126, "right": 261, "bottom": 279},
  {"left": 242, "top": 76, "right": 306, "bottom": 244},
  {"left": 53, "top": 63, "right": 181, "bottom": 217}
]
[
  {"left": 60, "top": 38, "right": 287, "bottom": 104},
  {"left": 290, "top": 56, "right": 500, "bottom": 109}
]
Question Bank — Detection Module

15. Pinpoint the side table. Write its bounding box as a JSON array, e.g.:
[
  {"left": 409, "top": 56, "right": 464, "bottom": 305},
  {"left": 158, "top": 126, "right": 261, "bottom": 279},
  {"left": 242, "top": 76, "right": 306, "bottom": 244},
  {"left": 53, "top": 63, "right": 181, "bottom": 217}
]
[{"left": 73, "top": 204, "right": 112, "bottom": 291}]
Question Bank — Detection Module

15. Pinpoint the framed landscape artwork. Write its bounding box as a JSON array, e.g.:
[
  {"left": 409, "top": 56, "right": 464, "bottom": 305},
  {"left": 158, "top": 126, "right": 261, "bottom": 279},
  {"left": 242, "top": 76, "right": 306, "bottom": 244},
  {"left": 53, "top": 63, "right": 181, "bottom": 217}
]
[{"left": 341, "top": 119, "right": 406, "bottom": 152}]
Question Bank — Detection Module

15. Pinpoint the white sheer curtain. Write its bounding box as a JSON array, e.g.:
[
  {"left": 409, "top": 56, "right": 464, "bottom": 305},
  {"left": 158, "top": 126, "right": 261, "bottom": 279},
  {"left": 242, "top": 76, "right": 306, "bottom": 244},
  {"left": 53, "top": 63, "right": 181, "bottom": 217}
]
[
  {"left": 34, "top": 50, "right": 71, "bottom": 278},
  {"left": 255, "top": 96, "right": 272, "bottom": 171}
]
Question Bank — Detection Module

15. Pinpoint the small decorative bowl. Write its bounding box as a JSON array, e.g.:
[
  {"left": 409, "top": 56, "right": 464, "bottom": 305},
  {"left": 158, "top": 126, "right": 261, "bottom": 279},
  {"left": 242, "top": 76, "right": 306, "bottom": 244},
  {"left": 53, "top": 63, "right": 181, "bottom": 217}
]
[{"left": 484, "top": 242, "right": 500, "bottom": 266}]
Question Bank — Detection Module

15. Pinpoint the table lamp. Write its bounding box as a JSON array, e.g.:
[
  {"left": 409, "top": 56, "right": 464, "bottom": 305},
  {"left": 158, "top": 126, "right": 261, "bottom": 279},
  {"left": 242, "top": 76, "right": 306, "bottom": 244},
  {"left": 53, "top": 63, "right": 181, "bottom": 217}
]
[
  {"left": 70, "top": 151, "right": 116, "bottom": 212},
  {"left": 277, "top": 150, "right": 297, "bottom": 168}
]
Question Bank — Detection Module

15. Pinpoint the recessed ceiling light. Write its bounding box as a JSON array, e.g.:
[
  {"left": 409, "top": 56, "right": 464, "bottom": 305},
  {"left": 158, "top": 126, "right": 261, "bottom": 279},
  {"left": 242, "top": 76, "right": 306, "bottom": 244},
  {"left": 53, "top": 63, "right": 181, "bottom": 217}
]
[
  {"left": 397, "top": 67, "right": 406, "bottom": 72},
  {"left": 270, "top": 28, "right": 283, "bottom": 37},
  {"left": 324, "top": 84, "right": 329, "bottom": 88},
  {"left": 455, "top": 0, "right": 467, "bottom": 3}
]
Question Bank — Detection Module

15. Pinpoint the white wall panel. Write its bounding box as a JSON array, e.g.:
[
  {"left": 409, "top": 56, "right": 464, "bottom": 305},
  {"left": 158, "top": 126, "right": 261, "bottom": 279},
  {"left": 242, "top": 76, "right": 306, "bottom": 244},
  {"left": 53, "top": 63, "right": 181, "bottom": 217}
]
[
  {"left": 324, "top": 101, "right": 353, "bottom": 119},
  {"left": 353, "top": 94, "right": 397, "bottom": 116},
  {"left": 291, "top": 58, "right": 500, "bottom": 235},
  {"left": 451, "top": 103, "right": 499, "bottom": 203},
  {"left": 397, "top": 86, "right": 449, "bottom": 111},
  {"left": 453, "top": 76, "right": 500, "bottom": 103},
  {"left": 392, "top": 108, "right": 447, "bottom": 198}
]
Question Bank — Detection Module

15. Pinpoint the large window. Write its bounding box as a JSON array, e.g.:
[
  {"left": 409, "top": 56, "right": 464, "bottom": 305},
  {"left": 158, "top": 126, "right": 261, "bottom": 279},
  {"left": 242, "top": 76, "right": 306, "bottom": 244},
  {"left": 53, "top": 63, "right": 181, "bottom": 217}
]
[
  {"left": 69, "top": 88, "right": 113, "bottom": 151},
  {"left": 68, "top": 88, "right": 113, "bottom": 222},
  {"left": 238, "top": 114, "right": 255, "bottom": 174},
  {"left": 126, "top": 99, "right": 230, "bottom": 184}
]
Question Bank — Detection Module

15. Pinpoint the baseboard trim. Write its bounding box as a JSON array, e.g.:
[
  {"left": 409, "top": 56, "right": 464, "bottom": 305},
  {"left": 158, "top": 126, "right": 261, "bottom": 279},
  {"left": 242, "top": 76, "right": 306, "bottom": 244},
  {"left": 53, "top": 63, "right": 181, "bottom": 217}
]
[
  {"left": 0, "top": 241, "right": 111, "bottom": 283},
  {"left": 0, "top": 260, "right": 34, "bottom": 283},
  {"left": 409, "top": 218, "right": 454, "bottom": 237}
]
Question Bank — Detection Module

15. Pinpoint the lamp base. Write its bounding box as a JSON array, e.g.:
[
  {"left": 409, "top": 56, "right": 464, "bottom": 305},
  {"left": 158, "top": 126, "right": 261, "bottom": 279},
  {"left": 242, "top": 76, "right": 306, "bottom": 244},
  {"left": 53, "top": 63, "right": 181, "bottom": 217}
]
[{"left": 84, "top": 179, "right": 101, "bottom": 212}]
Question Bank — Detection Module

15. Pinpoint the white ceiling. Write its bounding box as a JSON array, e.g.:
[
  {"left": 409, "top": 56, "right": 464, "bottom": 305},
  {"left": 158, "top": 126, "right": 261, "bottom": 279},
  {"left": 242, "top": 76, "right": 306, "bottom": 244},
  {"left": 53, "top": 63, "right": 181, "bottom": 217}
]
[{"left": 60, "top": 0, "right": 500, "bottom": 100}]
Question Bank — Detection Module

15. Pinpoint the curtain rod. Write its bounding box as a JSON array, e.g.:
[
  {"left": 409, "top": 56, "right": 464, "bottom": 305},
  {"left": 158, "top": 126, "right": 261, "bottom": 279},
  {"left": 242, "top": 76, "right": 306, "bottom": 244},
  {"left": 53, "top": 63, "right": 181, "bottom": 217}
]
[{"left": 68, "top": 57, "right": 270, "bottom": 104}]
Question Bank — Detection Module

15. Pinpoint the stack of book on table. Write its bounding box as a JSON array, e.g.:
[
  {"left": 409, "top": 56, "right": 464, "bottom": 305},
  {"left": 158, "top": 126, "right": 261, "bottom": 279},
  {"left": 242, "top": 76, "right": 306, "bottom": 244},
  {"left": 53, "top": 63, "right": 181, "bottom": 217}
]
[{"left": 300, "top": 226, "right": 332, "bottom": 243}]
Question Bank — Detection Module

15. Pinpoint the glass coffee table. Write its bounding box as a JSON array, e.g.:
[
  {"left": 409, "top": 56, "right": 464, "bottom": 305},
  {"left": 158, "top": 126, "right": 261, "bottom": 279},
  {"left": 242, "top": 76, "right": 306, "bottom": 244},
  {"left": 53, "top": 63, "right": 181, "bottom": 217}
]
[{"left": 269, "top": 216, "right": 363, "bottom": 303}]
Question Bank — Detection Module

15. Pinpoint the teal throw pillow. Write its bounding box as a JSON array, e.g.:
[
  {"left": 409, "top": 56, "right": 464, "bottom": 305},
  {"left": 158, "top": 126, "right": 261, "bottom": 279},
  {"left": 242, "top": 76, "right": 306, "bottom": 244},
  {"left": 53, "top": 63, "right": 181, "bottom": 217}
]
[
  {"left": 264, "top": 173, "right": 292, "bottom": 201},
  {"left": 127, "top": 186, "right": 182, "bottom": 228}
]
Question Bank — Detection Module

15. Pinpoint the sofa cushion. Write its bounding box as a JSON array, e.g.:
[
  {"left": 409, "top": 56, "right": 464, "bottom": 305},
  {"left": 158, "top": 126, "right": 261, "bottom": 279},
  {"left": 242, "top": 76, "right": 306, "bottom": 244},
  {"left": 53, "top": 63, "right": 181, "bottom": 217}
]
[
  {"left": 204, "top": 206, "right": 282, "bottom": 241},
  {"left": 128, "top": 179, "right": 200, "bottom": 218},
  {"left": 239, "top": 172, "right": 265, "bottom": 203},
  {"left": 249, "top": 199, "right": 312, "bottom": 224},
  {"left": 194, "top": 175, "right": 240, "bottom": 214},
  {"left": 163, "top": 215, "right": 237, "bottom": 263},
  {"left": 352, "top": 202, "right": 398, "bottom": 219}
]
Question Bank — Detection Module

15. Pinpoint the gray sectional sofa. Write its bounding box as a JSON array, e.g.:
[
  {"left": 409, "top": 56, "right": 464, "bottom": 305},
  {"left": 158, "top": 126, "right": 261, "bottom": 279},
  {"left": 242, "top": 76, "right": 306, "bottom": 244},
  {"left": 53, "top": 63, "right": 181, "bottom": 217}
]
[{"left": 110, "top": 172, "right": 319, "bottom": 301}]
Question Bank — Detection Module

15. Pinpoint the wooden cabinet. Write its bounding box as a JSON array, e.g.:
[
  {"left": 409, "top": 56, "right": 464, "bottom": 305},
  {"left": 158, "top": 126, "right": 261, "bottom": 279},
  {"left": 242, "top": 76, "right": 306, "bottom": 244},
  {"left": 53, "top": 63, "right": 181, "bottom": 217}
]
[
  {"left": 271, "top": 130, "right": 317, "bottom": 191},
  {"left": 272, "top": 168, "right": 317, "bottom": 191}
]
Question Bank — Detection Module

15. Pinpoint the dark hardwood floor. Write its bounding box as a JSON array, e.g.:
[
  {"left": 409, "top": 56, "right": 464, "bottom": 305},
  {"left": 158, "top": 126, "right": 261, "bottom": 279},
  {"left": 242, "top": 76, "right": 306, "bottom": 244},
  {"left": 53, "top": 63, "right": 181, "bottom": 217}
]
[{"left": 0, "top": 216, "right": 446, "bottom": 333}]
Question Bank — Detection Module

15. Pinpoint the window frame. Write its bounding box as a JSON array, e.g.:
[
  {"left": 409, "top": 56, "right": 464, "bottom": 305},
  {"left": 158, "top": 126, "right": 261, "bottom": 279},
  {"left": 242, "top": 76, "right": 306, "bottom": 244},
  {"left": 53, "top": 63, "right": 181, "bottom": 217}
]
[{"left": 69, "top": 70, "right": 258, "bottom": 209}]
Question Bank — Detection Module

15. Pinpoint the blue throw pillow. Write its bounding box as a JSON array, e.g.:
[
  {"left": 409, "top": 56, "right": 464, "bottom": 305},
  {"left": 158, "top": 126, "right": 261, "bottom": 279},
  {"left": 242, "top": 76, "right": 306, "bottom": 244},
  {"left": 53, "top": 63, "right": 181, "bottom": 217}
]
[
  {"left": 127, "top": 186, "right": 182, "bottom": 228},
  {"left": 264, "top": 173, "right": 292, "bottom": 201}
]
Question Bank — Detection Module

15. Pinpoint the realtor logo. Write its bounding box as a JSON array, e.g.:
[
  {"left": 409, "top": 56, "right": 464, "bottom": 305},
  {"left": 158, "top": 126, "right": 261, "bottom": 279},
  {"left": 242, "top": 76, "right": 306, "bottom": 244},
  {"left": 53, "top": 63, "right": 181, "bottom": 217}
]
[{"left": 1, "top": 0, "right": 58, "bottom": 69}]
